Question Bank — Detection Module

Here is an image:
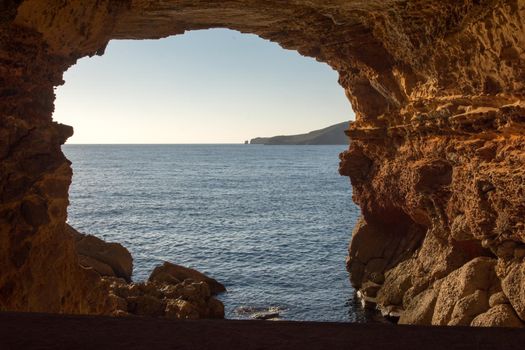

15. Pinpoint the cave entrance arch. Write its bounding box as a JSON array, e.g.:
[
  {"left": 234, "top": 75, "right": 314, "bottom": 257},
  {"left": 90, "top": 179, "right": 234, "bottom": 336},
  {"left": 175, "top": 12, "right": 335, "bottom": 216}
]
[
  {"left": 55, "top": 29, "right": 361, "bottom": 321},
  {"left": 2, "top": 0, "right": 411, "bottom": 318},
  {"left": 4, "top": 0, "right": 525, "bottom": 328}
]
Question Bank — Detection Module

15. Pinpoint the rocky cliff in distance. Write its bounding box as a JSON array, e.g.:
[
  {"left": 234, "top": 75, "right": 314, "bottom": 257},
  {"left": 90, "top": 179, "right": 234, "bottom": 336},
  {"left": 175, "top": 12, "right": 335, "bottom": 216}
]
[
  {"left": 250, "top": 122, "right": 349, "bottom": 145},
  {"left": 1, "top": 0, "right": 524, "bottom": 327}
]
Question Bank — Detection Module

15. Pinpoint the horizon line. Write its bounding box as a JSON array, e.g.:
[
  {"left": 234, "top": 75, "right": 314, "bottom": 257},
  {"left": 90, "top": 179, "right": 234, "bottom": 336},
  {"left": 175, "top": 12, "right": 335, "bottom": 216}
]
[
  {"left": 64, "top": 142, "right": 253, "bottom": 145},
  {"left": 63, "top": 143, "right": 347, "bottom": 146}
]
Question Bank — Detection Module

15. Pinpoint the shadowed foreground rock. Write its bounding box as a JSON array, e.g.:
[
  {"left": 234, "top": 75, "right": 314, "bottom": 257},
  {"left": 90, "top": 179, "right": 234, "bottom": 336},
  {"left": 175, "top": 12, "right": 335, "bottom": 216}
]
[
  {"left": 1, "top": 0, "right": 524, "bottom": 327},
  {"left": 68, "top": 224, "right": 133, "bottom": 282}
]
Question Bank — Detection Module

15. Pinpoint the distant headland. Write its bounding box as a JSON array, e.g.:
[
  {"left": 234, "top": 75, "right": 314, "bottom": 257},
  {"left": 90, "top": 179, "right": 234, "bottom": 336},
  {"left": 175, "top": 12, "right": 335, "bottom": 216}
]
[{"left": 249, "top": 121, "right": 349, "bottom": 145}]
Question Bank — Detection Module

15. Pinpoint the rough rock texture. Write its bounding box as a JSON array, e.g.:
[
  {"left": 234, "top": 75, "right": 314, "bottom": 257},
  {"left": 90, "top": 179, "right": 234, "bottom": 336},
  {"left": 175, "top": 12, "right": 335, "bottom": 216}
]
[
  {"left": 149, "top": 261, "right": 226, "bottom": 295},
  {"left": 471, "top": 304, "right": 524, "bottom": 328},
  {"left": 68, "top": 224, "right": 133, "bottom": 282},
  {"left": 0, "top": 0, "right": 524, "bottom": 325},
  {"left": 104, "top": 270, "right": 225, "bottom": 319},
  {"left": 68, "top": 225, "right": 225, "bottom": 319}
]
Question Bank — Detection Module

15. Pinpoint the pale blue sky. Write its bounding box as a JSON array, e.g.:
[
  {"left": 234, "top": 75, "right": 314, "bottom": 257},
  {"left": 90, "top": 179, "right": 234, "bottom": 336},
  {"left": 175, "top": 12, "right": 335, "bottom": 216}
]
[{"left": 53, "top": 29, "right": 354, "bottom": 144}]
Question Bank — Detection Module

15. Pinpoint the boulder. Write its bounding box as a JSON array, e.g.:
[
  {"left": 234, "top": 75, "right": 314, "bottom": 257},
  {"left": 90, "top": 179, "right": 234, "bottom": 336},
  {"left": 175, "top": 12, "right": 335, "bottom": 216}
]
[
  {"left": 431, "top": 257, "right": 496, "bottom": 325},
  {"left": 379, "top": 305, "right": 403, "bottom": 320},
  {"left": 489, "top": 291, "right": 510, "bottom": 307},
  {"left": 78, "top": 255, "right": 115, "bottom": 277},
  {"left": 471, "top": 304, "right": 524, "bottom": 328},
  {"left": 127, "top": 295, "right": 165, "bottom": 317},
  {"left": 165, "top": 299, "right": 199, "bottom": 319},
  {"left": 106, "top": 293, "right": 128, "bottom": 313},
  {"left": 346, "top": 218, "right": 392, "bottom": 288},
  {"left": 178, "top": 280, "right": 211, "bottom": 301},
  {"left": 399, "top": 288, "right": 438, "bottom": 326},
  {"left": 448, "top": 290, "right": 489, "bottom": 326},
  {"left": 67, "top": 228, "right": 226, "bottom": 320},
  {"left": 207, "top": 297, "right": 225, "bottom": 318},
  {"left": 375, "top": 229, "right": 464, "bottom": 311},
  {"left": 149, "top": 261, "right": 226, "bottom": 294},
  {"left": 103, "top": 265, "right": 225, "bottom": 320},
  {"left": 67, "top": 224, "right": 133, "bottom": 282},
  {"left": 502, "top": 261, "right": 525, "bottom": 321}
]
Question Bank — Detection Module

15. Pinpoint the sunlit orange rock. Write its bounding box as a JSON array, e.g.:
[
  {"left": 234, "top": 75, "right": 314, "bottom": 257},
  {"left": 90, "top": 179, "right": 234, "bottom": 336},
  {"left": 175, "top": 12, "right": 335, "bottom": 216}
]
[{"left": 0, "top": 0, "right": 524, "bottom": 326}]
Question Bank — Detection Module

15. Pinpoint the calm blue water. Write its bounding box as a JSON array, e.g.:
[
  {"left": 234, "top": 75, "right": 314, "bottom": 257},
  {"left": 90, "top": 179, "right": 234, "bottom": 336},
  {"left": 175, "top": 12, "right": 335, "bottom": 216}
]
[{"left": 63, "top": 144, "right": 369, "bottom": 322}]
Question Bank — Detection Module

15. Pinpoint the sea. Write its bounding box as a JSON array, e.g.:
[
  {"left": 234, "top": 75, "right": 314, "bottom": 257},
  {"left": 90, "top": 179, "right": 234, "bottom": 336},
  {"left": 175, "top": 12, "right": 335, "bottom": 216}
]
[{"left": 63, "top": 144, "right": 374, "bottom": 322}]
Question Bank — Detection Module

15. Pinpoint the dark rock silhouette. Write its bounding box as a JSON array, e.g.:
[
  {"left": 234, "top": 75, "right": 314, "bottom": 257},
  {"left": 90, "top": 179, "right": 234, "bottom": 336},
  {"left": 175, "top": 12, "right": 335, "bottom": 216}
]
[{"left": 250, "top": 122, "right": 349, "bottom": 145}]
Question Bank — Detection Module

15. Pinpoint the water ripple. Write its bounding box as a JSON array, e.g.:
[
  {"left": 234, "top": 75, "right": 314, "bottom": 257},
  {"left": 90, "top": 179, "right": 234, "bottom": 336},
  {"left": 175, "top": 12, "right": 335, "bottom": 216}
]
[{"left": 64, "top": 144, "right": 367, "bottom": 322}]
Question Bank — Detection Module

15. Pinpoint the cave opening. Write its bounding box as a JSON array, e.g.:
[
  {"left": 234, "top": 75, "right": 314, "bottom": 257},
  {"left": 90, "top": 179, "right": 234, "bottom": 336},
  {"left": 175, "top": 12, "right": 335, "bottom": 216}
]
[
  {"left": 4, "top": 0, "right": 525, "bottom": 331},
  {"left": 53, "top": 29, "right": 365, "bottom": 321}
]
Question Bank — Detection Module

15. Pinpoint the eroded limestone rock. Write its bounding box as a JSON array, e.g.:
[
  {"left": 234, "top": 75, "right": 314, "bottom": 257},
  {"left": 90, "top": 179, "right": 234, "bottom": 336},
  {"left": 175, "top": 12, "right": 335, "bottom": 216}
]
[
  {"left": 0, "top": 0, "right": 524, "bottom": 326},
  {"left": 501, "top": 261, "right": 525, "bottom": 320},
  {"left": 398, "top": 288, "right": 438, "bottom": 326},
  {"left": 489, "top": 292, "right": 509, "bottom": 308},
  {"left": 471, "top": 304, "right": 524, "bottom": 328},
  {"left": 432, "top": 258, "right": 495, "bottom": 326}
]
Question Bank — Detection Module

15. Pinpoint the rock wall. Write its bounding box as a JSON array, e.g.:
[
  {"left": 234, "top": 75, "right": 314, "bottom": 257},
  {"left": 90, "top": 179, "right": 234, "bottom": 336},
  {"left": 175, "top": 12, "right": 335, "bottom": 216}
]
[{"left": 1, "top": 0, "right": 524, "bottom": 325}]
